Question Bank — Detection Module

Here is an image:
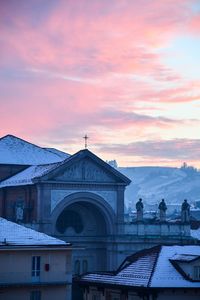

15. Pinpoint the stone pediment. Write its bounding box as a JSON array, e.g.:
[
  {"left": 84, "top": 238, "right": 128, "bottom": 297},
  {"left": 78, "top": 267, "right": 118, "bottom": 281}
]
[
  {"left": 52, "top": 158, "right": 116, "bottom": 183},
  {"left": 36, "top": 149, "right": 131, "bottom": 185}
]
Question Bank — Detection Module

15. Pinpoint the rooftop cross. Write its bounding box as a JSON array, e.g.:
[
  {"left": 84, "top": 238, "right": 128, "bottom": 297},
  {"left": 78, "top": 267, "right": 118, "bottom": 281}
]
[{"left": 83, "top": 134, "right": 89, "bottom": 149}]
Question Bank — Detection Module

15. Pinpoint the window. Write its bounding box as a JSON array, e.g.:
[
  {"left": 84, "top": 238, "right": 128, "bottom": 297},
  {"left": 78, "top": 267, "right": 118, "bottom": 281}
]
[
  {"left": 129, "top": 296, "right": 136, "bottom": 300},
  {"left": 82, "top": 260, "right": 88, "bottom": 273},
  {"left": 30, "top": 290, "right": 41, "bottom": 300},
  {"left": 92, "top": 295, "right": 101, "bottom": 300},
  {"left": 74, "top": 260, "right": 80, "bottom": 275},
  {"left": 32, "top": 256, "right": 41, "bottom": 278},
  {"left": 194, "top": 266, "right": 200, "bottom": 280},
  {"left": 110, "top": 293, "right": 120, "bottom": 300}
]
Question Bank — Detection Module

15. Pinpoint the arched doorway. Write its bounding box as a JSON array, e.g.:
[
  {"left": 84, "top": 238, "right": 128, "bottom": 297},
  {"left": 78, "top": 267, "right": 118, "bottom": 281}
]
[
  {"left": 51, "top": 192, "right": 116, "bottom": 273},
  {"left": 56, "top": 201, "right": 108, "bottom": 236}
]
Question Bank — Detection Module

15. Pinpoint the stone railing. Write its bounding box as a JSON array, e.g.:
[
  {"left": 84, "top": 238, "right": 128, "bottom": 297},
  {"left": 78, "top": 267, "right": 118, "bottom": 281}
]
[{"left": 124, "top": 222, "right": 191, "bottom": 237}]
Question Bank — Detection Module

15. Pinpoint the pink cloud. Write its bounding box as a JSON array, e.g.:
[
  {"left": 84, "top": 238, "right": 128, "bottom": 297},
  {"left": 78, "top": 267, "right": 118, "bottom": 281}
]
[
  {"left": 0, "top": 0, "right": 195, "bottom": 72},
  {"left": 0, "top": 0, "right": 199, "bottom": 166},
  {"left": 189, "top": 15, "right": 200, "bottom": 34},
  {"left": 97, "top": 138, "right": 200, "bottom": 167}
]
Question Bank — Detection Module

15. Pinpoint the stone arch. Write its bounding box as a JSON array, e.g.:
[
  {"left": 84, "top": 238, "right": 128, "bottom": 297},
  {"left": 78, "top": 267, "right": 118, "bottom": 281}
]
[
  {"left": 51, "top": 191, "right": 117, "bottom": 272},
  {"left": 51, "top": 191, "right": 116, "bottom": 236}
]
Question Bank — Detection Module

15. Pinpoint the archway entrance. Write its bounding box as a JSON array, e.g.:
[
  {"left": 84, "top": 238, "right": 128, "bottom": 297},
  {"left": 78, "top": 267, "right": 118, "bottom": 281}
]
[
  {"left": 56, "top": 201, "right": 107, "bottom": 237},
  {"left": 52, "top": 192, "right": 116, "bottom": 273}
]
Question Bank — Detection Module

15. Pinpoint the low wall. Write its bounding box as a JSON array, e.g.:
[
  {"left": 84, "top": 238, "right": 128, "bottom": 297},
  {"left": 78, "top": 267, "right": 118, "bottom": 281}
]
[{"left": 124, "top": 222, "right": 191, "bottom": 237}]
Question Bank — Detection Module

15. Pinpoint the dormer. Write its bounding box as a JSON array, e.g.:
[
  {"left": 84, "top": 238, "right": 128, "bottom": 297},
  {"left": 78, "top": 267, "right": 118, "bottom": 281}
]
[{"left": 170, "top": 254, "right": 200, "bottom": 281}]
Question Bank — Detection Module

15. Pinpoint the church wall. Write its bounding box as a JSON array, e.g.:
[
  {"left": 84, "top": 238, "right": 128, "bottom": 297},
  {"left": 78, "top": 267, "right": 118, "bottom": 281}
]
[
  {"left": 0, "top": 164, "right": 28, "bottom": 181},
  {"left": 50, "top": 187, "right": 118, "bottom": 215},
  {"left": 34, "top": 181, "right": 120, "bottom": 272},
  {"left": 33, "top": 180, "right": 195, "bottom": 272},
  {"left": 0, "top": 189, "right": 3, "bottom": 216},
  {"left": 35, "top": 182, "right": 119, "bottom": 235},
  {"left": 116, "top": 186, "right": 126, "bottom": 234},
  {"left": 0, "top": 185, "right": 37, "bottom": 223},
  {"left": 109, "top": 233, "right": 195, "bottom": 269},
  {"left": 36, "top": 183, "right": 52, "bottom": 232}
]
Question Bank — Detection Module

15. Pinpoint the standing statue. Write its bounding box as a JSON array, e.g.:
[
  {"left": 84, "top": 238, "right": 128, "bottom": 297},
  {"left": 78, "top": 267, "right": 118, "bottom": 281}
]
[
  {"left": 181, "top": 199, "right": 190, "bottom": 223},
  {"left": 15, "top": 201, "right": 24, "bottom": 222},
  {"left": 136, "top": 198, "right": 144, "bottom": 221},
  {"left": 158, "top": 199, "right": 167, "bottom": 222}
]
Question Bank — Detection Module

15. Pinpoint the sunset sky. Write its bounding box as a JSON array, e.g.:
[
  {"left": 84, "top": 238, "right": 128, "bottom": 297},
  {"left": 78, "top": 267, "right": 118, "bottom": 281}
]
[{"left": 1, "top": 0, "right": 200, "bottom": 167}]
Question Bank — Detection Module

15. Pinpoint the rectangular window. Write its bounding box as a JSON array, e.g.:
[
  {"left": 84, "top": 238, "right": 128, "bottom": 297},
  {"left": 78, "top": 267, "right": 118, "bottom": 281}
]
[
  {"left": 128, "top": 296, "right": 136, "bottom": 300},
  {"left": 110, "top": 293, "right": 120, "bottom": 300},
  {"left": 30, "top": 290, "right": 41, "bottom": 300},
  {"left": 82, "top": 259, "right": 88, "bottom": 273},
  {"left": 32, "top": 256, "right": 41, "bottom": 277},
  {"left": 92, "top": 295, "right": 101, "bottom": 300},
  {"left": 194, "top": 266, "right": 200, "bottom": 279}
]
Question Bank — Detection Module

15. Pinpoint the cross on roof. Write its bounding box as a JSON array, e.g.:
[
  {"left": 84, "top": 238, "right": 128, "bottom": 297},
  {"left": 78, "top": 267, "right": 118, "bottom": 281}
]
[{"left": 83, "top": 134, "right": 89, "bottom": 149}]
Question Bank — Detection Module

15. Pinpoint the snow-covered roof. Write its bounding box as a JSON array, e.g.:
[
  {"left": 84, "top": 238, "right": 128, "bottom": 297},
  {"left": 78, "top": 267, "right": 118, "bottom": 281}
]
[
  {"left": 80, "top": 245, "right": 200, "bottom": 288},
  {"left": 44, "top": 147, "right": 70, "bottom": 160},
  {"left": 170, "top": 253, "right": 199, "bottom": 262},
  {"left": 81, "top": 251, "right": 157, "bottom": 287},
  {"left": 0, "top": 148, "right": 130, "bottom": 188},
  {"left": 0, "top": 218, "right": 69, "bottom": 246},
  {"left": 151, "top": 246, "right": 200, "bottom": 287},
  {"left": 0, "top": 135, "right": 69, "bottom": 165},
  {"left": 191, "top": 228, "right": 200, "bottom": 241},
  {"left": 0, "top": 163, "right": 60, "bottom": 187}
]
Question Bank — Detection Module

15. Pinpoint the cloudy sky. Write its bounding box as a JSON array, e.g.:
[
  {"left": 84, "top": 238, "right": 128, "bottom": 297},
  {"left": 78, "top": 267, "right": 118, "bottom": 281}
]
[{"left": 1, "top": 0, "right": 200, "bottom": 167}]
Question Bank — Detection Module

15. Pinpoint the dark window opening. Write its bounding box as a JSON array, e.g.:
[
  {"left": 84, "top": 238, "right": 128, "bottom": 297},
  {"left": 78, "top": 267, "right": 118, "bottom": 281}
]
[
  {"left": 82, "top": 260, "right": 88, "bottom": 273},
  {"left": 30, "top": 290, "right": 41, "bottom": 300},
  {"left": 32, "top": 256, "right": 41, "bottom": 277},
  {"left": 56, "top": 210, "right": 83, "bottom": 234},
  {"left": 74, "top": 260, "right": 80, "bottom": 275}
]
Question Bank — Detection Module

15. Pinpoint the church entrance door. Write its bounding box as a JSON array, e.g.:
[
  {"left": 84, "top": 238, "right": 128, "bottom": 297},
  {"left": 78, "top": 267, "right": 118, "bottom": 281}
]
[{"left": 52, "top": 192, "right": 115, "bottom": 273}]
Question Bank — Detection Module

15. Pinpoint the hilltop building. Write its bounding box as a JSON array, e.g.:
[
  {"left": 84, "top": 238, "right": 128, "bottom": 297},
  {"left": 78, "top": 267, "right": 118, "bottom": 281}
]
[
  {"left": 0, "top": 135, "right": 196, "bottom": 274},
  {"left": 0, "top": 217, "right": 72, "bottom": 300}
]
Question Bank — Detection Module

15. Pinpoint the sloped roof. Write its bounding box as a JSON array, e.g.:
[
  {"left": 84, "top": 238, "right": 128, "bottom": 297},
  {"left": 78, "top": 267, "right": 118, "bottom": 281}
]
[
  {"left": 191, "top": 228, "right": 200, "bottom": 240},
  {"left": 44, "top": 147, "right": 70, "bottom": 159},
  {"left": 0, "top": 162, "right": 61, "bottom": 187},
  {"left": 0, "top": 217, "right": 69, "bottom": 246},
  {"left": 152, "top": 245, "right": 200, "bottom": 287},
  {"left": 80, "top": 249, "right": 158, "bottom": 287},
  {"left": 0, "top": 135, "right": 69, "bottom": 165},
  {"left": 0, "top": 149, "right": 131, "bottom": 187},
  {"left": 79, "top": 245, "right": 200, "bottom": 288}
]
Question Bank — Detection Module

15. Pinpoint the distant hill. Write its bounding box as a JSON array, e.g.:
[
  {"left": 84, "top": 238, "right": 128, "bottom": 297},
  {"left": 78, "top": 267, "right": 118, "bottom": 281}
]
[{"left": 119, "top": 166, "right": 200, "bottom": 210}]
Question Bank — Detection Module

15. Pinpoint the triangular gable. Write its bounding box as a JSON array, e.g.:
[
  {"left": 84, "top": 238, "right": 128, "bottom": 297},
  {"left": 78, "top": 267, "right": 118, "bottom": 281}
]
[{"left": 34, "top": 149, "right": 131, "bottom": 185}]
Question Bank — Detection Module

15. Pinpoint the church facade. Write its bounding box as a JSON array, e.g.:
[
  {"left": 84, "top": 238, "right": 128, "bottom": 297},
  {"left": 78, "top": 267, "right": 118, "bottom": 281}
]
[{"left": 0, "top": 135, "right": 194, "bottom": 273}]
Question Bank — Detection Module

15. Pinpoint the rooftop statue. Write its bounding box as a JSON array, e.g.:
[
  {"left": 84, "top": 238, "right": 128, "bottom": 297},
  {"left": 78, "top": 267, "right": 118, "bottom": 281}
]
[
  {"left": 181, "top": 199, "right": 190, "bottom": 223},
  {"left": 136, "top": 198, "right": 143, "bottom": 221},
  {"left": 158, "top": 199, "right": 167, "bottom": 222}
]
